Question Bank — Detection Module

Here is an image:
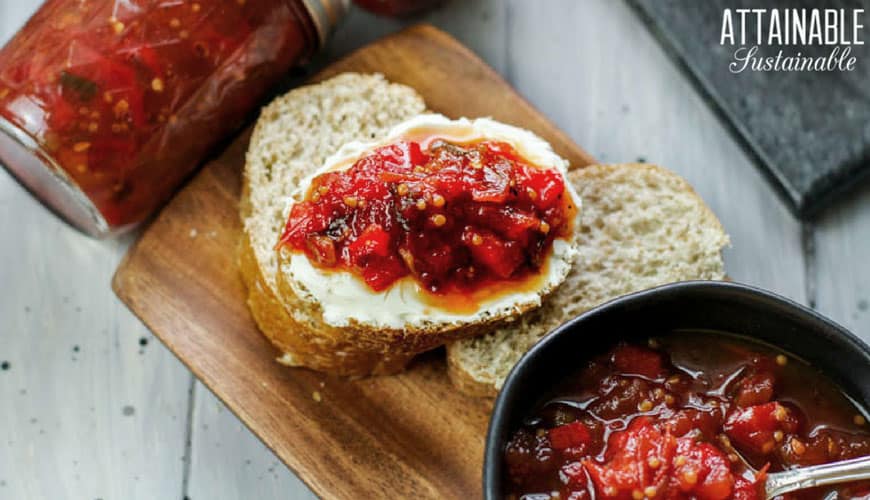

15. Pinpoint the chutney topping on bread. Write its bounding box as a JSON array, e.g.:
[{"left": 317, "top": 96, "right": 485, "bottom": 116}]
[
  {"left": 274, "top": 114, "right": 581, "bottom": 334},
  {"left": 277, "top": 137, "right": 577, "bottom": 295}
]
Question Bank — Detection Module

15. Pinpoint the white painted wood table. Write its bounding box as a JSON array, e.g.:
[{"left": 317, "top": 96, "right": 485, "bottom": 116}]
[{"left": 1, "top": 1, "right": 868, "bottom": 499}]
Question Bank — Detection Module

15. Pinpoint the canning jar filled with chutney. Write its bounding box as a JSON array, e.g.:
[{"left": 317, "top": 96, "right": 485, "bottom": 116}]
[{"left": 0, "top": 0, "right": 350, "bottom": 236}]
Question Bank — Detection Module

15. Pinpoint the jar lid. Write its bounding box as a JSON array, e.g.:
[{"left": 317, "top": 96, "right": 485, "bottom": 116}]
[{"left": 301, "top": 0, "right": 351, "bottom": 47}]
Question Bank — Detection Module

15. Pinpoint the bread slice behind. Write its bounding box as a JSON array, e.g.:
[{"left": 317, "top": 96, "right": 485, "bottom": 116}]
[{"left": 446, "top": 163, "right": 729, "bottom": 396}]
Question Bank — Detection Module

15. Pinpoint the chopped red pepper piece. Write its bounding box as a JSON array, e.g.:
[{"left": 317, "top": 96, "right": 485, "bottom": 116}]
[
  {"left": 733, "top": 371, "right": 776, "bottom": 408},
  {"left": 549, "top": 421, "right": 592, "bottom": 451},
  {"left": 584, "top": 417, "right": 735, "bottom": 500},
  {"left": 305, "top": 235, "right": 337, "bottom": 267},
  {"left": 670, "top": 437, "right": 734, "bottom": 499},
  {"left": 463, "top": 229, "right": 525, "bottom": 279},
  {"left": 611, "top": 344, "right": 665, "bottom": 379},
  {"left": 348, "top": 224, "right": 392, "bottom": 264},
  {"left": 724, "top": 402, "right": 799, "bottom": 456}
]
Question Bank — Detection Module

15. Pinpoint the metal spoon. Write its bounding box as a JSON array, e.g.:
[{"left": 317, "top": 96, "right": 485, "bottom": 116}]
[{"left": 762, "top": 455, "right": 870, "bottom": 499}]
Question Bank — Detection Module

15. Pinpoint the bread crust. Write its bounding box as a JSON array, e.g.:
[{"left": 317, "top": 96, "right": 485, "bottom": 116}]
[
  {"left": 240, "top": 73, "right": 427, "bottom": 375},
  {"left": 242, "top": 165, "right": 413, "bottom": 375},
  {"left": 240, "top": 229, "right": 414, "bottom": 375}
]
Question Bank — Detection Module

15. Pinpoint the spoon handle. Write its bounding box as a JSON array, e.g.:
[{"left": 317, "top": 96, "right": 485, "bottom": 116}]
[{"left": 765, "top": 455, "right": 870, "bottom": 499}]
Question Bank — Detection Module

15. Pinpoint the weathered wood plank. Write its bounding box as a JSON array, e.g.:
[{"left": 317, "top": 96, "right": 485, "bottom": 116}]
[
  {"left": 0, "top": 170, "right": 192, "bottom": 499},
  {"left": 187, "top": 383, "right": 316, "bottom": 500},
  {"left": 814, "top": 186, "right": 870, "bottom": 345}
]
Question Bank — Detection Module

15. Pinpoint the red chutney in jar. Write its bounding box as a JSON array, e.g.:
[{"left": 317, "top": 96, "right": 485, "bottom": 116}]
[
  {"left": 278, "top": 139, "right": 577, "bottom": 294},
  {"left": 0, "top": 0, "right": 323, "bottom": 232},
  {"left": 504, "top": 333, "right": 870, "bottom": 500}
]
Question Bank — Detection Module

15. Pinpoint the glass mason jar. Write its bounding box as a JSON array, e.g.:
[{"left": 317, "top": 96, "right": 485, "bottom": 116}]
[{"left": 0, "top": 0, "right": 348, "bottom": 236}]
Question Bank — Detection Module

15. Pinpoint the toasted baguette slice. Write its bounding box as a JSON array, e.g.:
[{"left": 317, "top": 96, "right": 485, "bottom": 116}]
[
  {"left": 446, "top": 164, "right": 730, "bottom": 397},
  {"left": 240, "top": 73, "right": 426, "bottom": 375}
]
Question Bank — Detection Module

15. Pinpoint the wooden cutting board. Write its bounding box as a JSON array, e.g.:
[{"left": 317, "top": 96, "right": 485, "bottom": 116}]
[{"left": 112, "top": 24, "right": 595, "bottom": 499}]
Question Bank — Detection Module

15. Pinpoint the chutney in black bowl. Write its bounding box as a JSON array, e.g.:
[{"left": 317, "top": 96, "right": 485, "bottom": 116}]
[{"left": 484, "top": 281, "right": 870, "bottom": 500}]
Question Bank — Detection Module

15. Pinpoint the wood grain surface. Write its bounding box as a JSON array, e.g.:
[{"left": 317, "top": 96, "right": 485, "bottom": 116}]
[{"left": 111, "top": 25, "right": 595, "bottom": 499}]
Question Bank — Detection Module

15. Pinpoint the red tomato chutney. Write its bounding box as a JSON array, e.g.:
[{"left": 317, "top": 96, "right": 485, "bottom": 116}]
[
  {"left": 278, "top": 139, "right": 577, "bottom": 294},
  {"left": 0, "top": 0, "right": 321, "bottom": 233},
  {"left": 504, "top": 332, "right": 870, "bottom": 500}
]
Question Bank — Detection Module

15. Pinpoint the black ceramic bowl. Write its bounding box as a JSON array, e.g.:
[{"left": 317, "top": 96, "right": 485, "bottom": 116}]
[{"left": 483, "top": 280, "right": 870, "bottom": 499}]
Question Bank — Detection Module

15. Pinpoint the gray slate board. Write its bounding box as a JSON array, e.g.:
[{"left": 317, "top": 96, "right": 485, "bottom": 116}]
[{"left": 629, "top": 0, "right": 870, "bottom": 218}]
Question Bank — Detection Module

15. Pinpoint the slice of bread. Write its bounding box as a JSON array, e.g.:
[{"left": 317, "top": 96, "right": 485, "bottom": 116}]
[
  {"left": 242, "top": 73, "right": 586, "bottom": 376},
  {"left": 270, "top": 112, "right": 582, "bottom": 353},
  {"left": 446, "top": 163, "right": 730, "bottom": 397},
  {"left": 240, "top": 73, "right": 426, "bottom": 375}
]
